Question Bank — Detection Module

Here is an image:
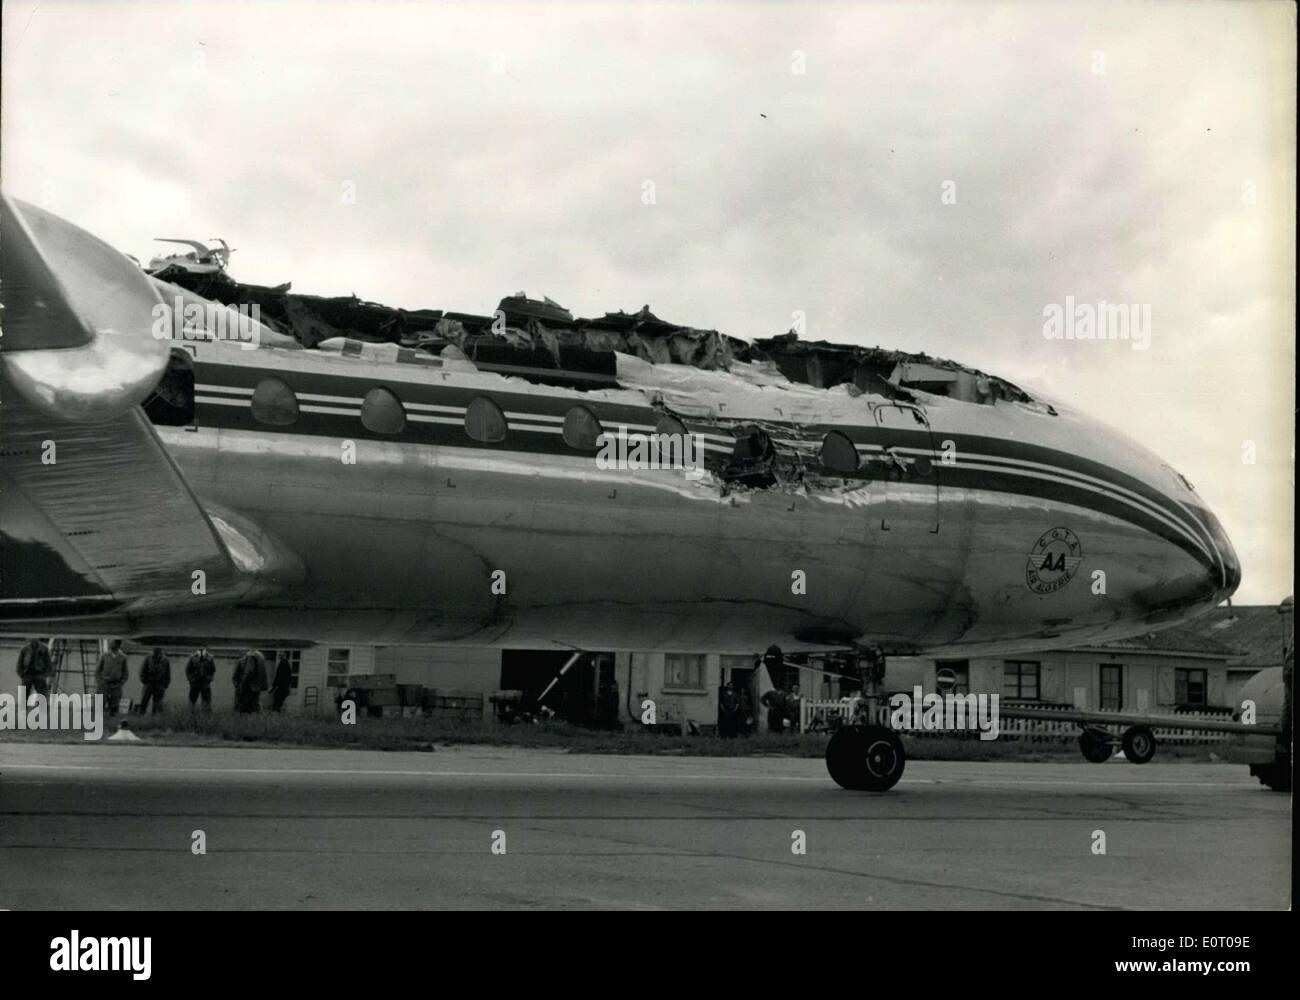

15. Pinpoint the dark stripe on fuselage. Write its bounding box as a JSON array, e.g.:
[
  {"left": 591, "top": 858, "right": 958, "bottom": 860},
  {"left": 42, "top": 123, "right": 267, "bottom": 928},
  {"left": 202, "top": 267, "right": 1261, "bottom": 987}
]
[
  {"left": 189, "top": 361, "right": 1217, "bottom": 574},
  {"left": 934, "top": 436, "right": 1220, "bottom": 568}
]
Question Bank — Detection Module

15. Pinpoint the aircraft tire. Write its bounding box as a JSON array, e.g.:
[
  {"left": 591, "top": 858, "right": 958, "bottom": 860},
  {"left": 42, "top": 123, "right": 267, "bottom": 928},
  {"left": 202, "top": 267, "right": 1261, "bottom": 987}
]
[
  {"left": 826, "top": 725, "right": 906, "bottom": 791},
  {"left": 1121, "top": 725, "right": 1157, "bottom": 764}
]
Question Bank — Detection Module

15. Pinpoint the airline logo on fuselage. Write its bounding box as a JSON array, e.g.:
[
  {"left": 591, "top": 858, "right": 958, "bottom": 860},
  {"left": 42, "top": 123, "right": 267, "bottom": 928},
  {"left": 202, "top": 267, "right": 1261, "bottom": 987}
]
[{"left": 1026, "top": 526, "right": 1083, "bottom": 594}]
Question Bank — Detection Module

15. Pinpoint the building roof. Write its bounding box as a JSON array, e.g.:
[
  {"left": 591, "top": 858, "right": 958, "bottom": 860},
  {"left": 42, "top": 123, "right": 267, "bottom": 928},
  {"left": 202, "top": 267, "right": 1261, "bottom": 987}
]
[
  {"left": 1085, "top": 625, "right": 1242, "bottom": 659},
  {"left": 1072, "top": 605, "right": 1292, "bottom": 664},
  {"left": 1173, "top": 603, "right": 1294, "bottom": 669}
]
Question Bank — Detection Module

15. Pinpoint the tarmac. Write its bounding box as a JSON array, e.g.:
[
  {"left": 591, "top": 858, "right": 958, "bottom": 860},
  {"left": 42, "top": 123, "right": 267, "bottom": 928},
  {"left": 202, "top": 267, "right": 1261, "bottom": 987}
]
[{"left": 0, "top": 741, "right": 1290, "bottom": 909}]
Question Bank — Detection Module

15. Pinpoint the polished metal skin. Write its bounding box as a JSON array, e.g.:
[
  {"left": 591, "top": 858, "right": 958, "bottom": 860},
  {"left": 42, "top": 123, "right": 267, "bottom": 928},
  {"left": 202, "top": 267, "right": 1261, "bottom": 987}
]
[{"left": 174, "top": 363, "right": 1236, "bottom": 653}]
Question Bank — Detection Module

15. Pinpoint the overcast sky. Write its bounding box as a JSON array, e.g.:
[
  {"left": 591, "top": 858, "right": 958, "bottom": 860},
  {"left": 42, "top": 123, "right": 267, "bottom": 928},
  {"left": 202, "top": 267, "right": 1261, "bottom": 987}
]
[{"left": 3, "top": 0, "right": 1294, "bottom": 604}]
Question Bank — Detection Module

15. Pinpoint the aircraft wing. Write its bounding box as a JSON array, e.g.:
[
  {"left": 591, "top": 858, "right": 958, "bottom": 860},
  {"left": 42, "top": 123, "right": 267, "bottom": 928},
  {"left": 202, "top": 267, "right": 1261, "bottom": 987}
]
[{"left": 0, "top": 195, "right": 245, "bottom": 619}]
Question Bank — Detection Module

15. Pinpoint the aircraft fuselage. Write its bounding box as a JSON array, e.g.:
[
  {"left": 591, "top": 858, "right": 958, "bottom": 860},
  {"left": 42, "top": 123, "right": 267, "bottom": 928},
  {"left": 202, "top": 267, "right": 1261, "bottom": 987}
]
[{"left": 36, "top": 336, "right": 1237, "bottom": 655}]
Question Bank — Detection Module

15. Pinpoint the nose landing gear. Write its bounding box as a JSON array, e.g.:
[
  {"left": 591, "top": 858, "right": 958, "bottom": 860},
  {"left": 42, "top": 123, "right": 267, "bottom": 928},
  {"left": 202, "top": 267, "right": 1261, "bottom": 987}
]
[
  {"left": 821, "top": 644, "right": 907, "bottom": 792},
  {"left": 826, "top": 724, "right": 907, "bottom": 791}
]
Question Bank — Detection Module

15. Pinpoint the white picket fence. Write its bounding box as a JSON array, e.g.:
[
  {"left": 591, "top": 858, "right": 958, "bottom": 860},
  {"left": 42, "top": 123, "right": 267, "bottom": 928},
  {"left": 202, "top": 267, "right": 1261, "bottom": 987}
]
[
  {"left": 800, "top": 698, "right": 875, "bottom": 732},
  {"left": 799, "top": 698, "right": 1232, "bottom": 745}
]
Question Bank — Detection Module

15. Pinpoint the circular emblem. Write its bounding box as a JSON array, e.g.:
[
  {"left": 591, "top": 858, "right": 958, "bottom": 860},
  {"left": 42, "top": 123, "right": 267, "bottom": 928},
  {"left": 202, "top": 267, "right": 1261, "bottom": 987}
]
[
  {"left": 1026, "top": 527, "right": 1083, "bottom": 594},
  {"left": 935, "top": 667, "right": 957, "bottom": 692}
]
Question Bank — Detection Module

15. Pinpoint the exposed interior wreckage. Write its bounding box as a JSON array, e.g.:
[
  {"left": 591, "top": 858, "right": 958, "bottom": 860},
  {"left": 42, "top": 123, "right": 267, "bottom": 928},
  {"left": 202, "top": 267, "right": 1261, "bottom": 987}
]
[
  {"left": 147, "top": 258, "right": 1054, "bottom": 499},
  {"left": 150, "top": 265, "right": 1046, "bottom": 406},
  {"left": 152, "top": 261, "right": 1040, "bottom": 400}
]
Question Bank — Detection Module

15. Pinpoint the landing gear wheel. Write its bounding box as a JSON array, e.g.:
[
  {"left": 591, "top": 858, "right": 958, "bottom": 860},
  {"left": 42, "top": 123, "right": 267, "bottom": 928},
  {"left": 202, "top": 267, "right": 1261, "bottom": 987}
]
[
  {"left": 1121, "top": 725, "right": 1157, "bottom": 764},
  {"left": 826, "top": 725, "right": 906, "bottom": 791},
  {"left": 1079, "top": 726, "right": 1112, "bottom": 763}
]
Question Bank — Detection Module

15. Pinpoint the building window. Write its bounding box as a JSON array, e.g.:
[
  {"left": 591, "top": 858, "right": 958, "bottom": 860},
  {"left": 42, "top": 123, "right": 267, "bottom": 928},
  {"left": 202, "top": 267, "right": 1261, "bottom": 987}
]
[
  {"left": 1100, "top": 663, "right": 1123, "bottom": 710},
  {"left": 250, "top": 377, "right": 299, "bottom": 426},
  {"left": 464, "top": 396, "right": 507, "bottom": 443},
  {"left": 562, "top": 406, "right": 604, "bottom": 451},
  {"left": 282, "top": 650, "right": 302, "bottom": 691},
  {"left": 664, "top": 653, "right": 705, "bottom": 690},
  {"left": 361, "top": 387, "right": 406, "bottom": 434},
  {"left": 1002, "top": 660, "right": 1040, "bottom": 699},
  {"left": 783, "top": 664, "right": 804, "bottom": 693},
  {"left": 820, "top": 431, "right": 859, "bottom": 473},
  {"left": 1175, "top": 667, "right": 1207, "bottom": 707},
  {"left": 935, "top": 659, "right": 970, "bottom": 695},
  {"left": 720, "top": 654, "right": 753, "bottom": 682},
  {"left": 326, "top": 648, "right": 351, "bottom": 689},
  {"left": 261, "top": 649, "right": 302, "bottom": 691}
]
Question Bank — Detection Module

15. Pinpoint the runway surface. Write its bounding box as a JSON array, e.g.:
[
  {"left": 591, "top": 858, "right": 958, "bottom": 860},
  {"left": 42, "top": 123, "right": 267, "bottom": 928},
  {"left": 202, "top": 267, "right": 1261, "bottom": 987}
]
[{"left": 0, "top": 742, "right": 1290, "bottom": 909}]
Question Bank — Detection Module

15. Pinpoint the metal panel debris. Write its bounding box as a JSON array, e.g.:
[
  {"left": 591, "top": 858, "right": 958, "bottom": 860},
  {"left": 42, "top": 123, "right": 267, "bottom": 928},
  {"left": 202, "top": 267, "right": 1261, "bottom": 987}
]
[{"left": 154, "top": 268, "right": 1039, "bottom": 408}]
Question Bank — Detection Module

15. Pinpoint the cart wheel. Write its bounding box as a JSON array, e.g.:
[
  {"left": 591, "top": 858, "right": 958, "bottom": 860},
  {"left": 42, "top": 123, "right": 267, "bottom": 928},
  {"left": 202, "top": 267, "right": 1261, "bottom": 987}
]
[
  {"left": 1079, "top": 726, "right": 1112, "bottom": 763},
  {"left": 1121, "top": 725, "right": 1156, "bottom": 764}
]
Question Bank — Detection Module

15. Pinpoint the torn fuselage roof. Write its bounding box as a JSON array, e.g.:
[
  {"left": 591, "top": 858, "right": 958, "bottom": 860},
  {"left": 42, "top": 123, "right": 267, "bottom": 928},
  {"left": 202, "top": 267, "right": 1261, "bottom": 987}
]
[
  {"left": 739, "top": 332, "right": 1036, "bottom": 406},
  {"left": 156, "top": 269, "right": 1039, "bottom": 407}
]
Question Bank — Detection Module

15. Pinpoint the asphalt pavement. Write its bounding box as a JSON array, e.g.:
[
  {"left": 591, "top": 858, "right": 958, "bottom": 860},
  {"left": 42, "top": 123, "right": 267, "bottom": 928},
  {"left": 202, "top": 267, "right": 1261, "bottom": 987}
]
[{"left": 0, "top": 742, "right": 1289, "bottom": 909}]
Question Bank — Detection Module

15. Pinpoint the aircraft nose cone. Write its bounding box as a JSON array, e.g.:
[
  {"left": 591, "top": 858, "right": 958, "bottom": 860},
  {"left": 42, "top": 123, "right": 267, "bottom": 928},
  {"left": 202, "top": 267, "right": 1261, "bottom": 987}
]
[
  {"left": 1207, "top": 509, "right": 1241, "bottom": 598},
  {"left": 1222, "top": 550, "right": 1242, "bottom": 595},
  {"left": 1135, "top": 503, "right": 1239, "bottom": 620}
]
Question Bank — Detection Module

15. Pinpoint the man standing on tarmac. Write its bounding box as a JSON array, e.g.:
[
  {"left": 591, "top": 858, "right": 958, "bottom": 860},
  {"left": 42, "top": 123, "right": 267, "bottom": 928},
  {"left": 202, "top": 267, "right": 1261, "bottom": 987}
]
[
  {"left": 185, "top": 648, "right": 216, "bottom": 712},
  {"left": 270, "top": 653, "right": 293, "bottom": 712},
  {"left": 95, "top": 639, "right": 129, "bottom": 717},
  {"left": 138, "top": 647, "right": 171, "bottom": 714},
  {"left": 234, "top": 648, "right": 269, "bottom": 713},
  {"left": 17, "top": 638, "right": 53, "bottom": 698},
  {"left": 718, "top": 681, "right": 741, "bottom": 737}
]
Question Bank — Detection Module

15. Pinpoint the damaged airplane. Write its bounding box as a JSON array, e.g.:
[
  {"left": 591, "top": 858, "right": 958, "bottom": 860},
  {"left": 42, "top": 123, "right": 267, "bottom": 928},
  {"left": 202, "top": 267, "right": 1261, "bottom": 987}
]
[{"left": 1, "top": 195, "right": 1257, "bottom": 790}]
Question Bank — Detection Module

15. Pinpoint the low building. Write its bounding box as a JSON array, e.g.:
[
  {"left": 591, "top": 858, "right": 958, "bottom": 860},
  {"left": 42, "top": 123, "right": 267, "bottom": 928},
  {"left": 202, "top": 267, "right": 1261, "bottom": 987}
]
[
  {"left": 920, "top": 626, "right": 1242, "bottom": 714},
  {"left": 1176, "top": 603, "right": 1294, "bottom": 708},
  {"left": 2, "top": 602, "right": 1289, "bottom": 727}
]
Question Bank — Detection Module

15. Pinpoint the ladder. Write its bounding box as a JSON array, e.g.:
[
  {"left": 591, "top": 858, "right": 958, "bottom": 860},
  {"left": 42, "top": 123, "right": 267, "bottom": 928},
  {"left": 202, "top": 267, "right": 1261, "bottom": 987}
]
[{"left": 50, "top": 638, "right": 101, "bottom": 694}]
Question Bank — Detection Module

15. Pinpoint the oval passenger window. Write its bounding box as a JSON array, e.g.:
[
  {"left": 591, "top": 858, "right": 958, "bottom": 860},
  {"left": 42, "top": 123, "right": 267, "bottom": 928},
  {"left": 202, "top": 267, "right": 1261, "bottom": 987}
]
[
  {"left": 464, "top": 396, "right": 507, "bottom": 443},
  {"left": 562, "top": 406, "right": 604, "bottom": 451},
  {"left": 361, "top": 387, "right": 406, "bottom": 434},
  {"left": 820, "top": 431, "right": 860, "bottom": 473},
  {"left": 250, "top": 377, "right": 299, "bottom": 427}
]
